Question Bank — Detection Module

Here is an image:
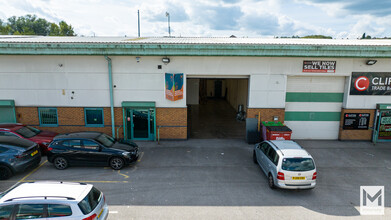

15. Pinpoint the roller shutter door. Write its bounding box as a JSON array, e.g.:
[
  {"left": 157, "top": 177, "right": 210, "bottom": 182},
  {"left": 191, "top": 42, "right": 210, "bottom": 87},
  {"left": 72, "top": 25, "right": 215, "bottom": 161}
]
[{"left": 284, "top": 76, "right": 344, "bottom": 139}]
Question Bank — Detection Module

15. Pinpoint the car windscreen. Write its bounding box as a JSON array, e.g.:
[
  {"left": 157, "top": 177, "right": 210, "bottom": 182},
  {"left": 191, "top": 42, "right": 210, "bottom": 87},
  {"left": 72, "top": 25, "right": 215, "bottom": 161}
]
[
  {"left": 15, "top": 126, "right": 41, "bottom": 138},
  {"left": 78, "top": 187, "right": 102, "bottom": 215},
  {"left": 95, "top": 134, "right": 115, "bottom": 148},
  {"left": 281, "top": 158, "right": 315, "bottom": 171}
]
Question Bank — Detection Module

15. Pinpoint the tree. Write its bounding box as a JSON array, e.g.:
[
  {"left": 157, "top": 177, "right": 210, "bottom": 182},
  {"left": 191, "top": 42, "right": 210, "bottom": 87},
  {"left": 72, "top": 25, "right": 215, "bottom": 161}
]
[
  {"left": 0, "top": 19, "right": 10, "bottom": 34},
  {"left": 59, "top": 21, "right": 75, "bottom": 36},
  {"left": 0, "top": 14, "right": 76, "bottom": 36},
  {"left": 49, "top": 23, "right": 60, "bottom": 36},
  {"left": 361, "top": 33, "right": 372, "bottom": 39},
  {"left": 302, "top": 35, "right": 332, "bottom": 39}
]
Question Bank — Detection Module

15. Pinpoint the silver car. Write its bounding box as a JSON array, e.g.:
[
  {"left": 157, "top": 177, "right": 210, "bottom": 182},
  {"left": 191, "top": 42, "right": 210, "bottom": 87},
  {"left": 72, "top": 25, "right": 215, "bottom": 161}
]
[
  {"left": 0, "top": 181, "right": 108, "bottom": 219},
  {"left": 253, "top": 140, "right": 317, "bottom": 189}
]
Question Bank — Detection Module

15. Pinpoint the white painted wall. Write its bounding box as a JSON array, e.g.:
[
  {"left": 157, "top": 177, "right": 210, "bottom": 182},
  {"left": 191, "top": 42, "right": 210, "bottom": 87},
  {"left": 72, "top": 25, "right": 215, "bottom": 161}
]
[{"left": 1, "top": 55, "right": 390, "bottom": 109}]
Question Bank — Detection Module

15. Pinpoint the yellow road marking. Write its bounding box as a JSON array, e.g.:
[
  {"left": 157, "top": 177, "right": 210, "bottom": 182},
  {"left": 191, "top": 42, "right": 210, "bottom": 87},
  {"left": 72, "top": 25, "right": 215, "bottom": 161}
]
[
  {"left": 18, "top": 160, "right": 47, "bottom": 183},
  {"left": 25, "top": 180, "right": 129, "bottom": 183},
  {"left": 137, "top": 152, "right": 144, "bottom": 162},
  {"left": 117, "top": 170, "right": 129, "bottom": 179}
]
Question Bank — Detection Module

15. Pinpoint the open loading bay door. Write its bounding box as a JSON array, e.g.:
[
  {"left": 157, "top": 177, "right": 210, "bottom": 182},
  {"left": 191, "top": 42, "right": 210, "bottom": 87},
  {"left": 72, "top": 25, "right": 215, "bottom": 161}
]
[{"left": 187, "top": 77, "right": 249, "bottom": 139}]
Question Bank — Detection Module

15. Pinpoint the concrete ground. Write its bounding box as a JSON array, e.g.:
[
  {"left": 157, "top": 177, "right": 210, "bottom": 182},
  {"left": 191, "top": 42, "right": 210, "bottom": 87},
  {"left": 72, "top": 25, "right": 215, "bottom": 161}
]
[{"left": 0, "top": 139, "right": 390, "bottom": 219}]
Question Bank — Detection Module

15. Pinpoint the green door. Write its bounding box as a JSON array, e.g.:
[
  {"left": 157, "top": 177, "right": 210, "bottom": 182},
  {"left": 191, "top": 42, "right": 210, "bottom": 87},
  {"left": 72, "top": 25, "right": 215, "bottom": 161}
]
[
  {"left": 0, "top": 100, "right": 16, "bottom": 123},
  {"left": 125, "top": 108, "right": 155, "bottom": 140}
]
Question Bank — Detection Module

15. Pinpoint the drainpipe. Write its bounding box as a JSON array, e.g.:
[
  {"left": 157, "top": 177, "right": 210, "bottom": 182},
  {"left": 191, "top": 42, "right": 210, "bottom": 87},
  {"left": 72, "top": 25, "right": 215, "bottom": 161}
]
[{"left": 105, "top": 56, "right": 116, "bottom": 138}]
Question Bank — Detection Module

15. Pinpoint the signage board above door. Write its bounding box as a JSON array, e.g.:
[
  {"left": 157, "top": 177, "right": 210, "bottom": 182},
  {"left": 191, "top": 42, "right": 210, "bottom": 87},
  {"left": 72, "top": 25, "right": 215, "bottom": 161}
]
[{"left": 303, "top": 61, "right": 336, "bottom": 73}]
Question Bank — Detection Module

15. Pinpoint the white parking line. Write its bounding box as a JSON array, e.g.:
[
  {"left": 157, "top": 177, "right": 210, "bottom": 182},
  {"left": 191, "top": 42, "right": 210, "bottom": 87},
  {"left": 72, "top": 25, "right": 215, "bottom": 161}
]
[{"left": 109, "top": 211, "right": 118, "bottom": 214}]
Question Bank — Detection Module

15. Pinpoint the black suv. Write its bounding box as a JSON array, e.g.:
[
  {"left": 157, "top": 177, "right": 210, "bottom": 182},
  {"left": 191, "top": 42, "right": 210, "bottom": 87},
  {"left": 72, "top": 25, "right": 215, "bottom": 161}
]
[{"left": 47, "top": 132, "right": 139, "bottom": 170}]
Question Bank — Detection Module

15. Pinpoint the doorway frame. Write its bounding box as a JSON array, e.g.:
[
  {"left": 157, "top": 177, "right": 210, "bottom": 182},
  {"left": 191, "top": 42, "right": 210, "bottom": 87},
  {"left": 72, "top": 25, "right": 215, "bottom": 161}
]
[{"left": 122, "top": 101, "right": 156, "bottom": 141}]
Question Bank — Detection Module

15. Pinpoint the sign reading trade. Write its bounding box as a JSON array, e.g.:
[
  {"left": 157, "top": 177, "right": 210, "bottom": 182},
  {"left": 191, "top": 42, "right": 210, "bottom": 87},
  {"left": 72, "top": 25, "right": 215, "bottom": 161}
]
[
  {"left": 165, "top": 73, "right": 184, "bottom": 101},
  {"left": 303, "top": 60, "right": 336, "bottom": 73},
  {"left": 350, "top": 72, "right": 391, "bottom": 95}
]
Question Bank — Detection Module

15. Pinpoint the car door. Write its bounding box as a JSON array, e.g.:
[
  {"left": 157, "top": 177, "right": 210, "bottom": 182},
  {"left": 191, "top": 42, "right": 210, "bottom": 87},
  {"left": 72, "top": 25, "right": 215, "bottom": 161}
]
[
  {"left": 14, "top": 204, "right": 46, "bottom": 219},
  {"left": 81, "top": 140, "right": 110, "bottom": 166},
  {"left": 61, "top": 139, "right": 83, "bottom": 164},
  {"left": 258, "top": 143, "right": 271, "bottom": 175},
  {"left": 266, "top": 147, "right": 278, "bottom": 176},
  {"left": 0, "top": 204, "right": 14, "bottom": 219}
]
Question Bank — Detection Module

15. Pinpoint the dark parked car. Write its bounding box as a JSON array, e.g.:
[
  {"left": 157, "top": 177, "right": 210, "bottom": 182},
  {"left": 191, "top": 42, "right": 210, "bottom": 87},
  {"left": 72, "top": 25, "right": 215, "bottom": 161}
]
[
  {"left": 0, "top": 123, "right": 58, "bottom": 154},
  {"left": 0, "top": 136, "right": 41, "bottom": 180},
  {"left": 47, "top": 132, "right": 139, "bottom": 170}
]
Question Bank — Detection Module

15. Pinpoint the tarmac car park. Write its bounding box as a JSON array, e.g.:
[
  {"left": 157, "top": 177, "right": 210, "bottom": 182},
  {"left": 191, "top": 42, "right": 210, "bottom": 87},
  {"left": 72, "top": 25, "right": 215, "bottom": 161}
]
[{"left": 0, "top": 139, "right": 390, "bottom": 219}]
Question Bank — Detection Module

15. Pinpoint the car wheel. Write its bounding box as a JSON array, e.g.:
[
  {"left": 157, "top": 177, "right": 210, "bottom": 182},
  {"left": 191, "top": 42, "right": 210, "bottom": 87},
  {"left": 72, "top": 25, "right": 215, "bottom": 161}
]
[
  {"left": 110, "top": 157, "right": 124, "bottom": 170},
  {"left": 268, "top": 174, "right": 275, "bottom": 189},
  {"left": 0, "top": 165, "right": 12, "bottom": 180},
  {"left": 253, "top": 151, "right": 257, "bottom": 164},
  {"left": 54, "top": 157, "right": 68, "bottom": 170}
]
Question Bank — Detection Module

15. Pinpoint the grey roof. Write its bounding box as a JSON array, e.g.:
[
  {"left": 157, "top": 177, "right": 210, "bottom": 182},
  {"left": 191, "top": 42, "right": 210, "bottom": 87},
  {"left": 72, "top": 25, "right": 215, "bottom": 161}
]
[{"left": 1, "top": 35, "right": 391, "bottom": 46}]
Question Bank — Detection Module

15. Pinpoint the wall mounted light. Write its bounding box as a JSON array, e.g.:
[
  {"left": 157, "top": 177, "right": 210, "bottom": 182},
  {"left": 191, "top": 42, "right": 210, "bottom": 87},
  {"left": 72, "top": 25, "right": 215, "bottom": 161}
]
[
  {"left": 162, "top": 57, "right": 170, "bottom": 64},
  {"left": 273, "top": 116, "right": 279, "bottom": 122},
  {"left": 366, "top": 60, "right": 377, "bottom": 65}
]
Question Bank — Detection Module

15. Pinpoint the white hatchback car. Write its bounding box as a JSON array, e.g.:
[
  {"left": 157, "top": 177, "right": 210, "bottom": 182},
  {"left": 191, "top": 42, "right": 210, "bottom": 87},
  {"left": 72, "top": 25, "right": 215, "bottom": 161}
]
[
  {"left": 253, "top": 140, "right": 317, "bottom": 189},
  {"left": 0, "top": 181, "right": 108, "bottom": 220}
]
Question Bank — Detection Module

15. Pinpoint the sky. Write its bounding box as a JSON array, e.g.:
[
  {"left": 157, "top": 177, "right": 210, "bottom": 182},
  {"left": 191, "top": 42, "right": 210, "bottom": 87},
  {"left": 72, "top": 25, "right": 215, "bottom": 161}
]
[{"left": 1, "top": 0, "right": 391, "bottom": 39}]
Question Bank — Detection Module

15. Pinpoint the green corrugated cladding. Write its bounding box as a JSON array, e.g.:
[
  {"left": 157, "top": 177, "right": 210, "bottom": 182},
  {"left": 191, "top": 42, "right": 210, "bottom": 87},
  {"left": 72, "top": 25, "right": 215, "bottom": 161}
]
[
  {"left": 284, "top": 112, "right": 341, "bottom": 121},
  {"left": 286, "top": 92, "right": 344, "bottom": 102},
  {"left": 1, "top": 43, "right": 391, "bottom": 57},
  {"left": 121, "top": 101, "right": 156, "bottom": 108}
]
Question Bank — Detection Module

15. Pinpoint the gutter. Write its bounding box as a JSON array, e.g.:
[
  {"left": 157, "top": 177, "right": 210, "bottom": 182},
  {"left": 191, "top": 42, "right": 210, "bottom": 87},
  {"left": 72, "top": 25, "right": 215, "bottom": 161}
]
[
  {"left": 2, "top": 43, "right": 391, "bottom": 58},
  {"left": 105, "top": 56, "right": 116, "bottom": 138}
]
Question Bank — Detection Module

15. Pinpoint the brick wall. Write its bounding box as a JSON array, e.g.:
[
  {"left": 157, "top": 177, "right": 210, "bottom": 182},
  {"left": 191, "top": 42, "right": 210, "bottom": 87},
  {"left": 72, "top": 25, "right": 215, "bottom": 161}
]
[
  {"left": 246, "top": 108, "right": 285, "bottom": 122},
  {"left": 15, "top": 107, "right": 39, "bottom": 125},
  {"left": 338, "top": 109, "right": 375, "bottom": 141},
  {"left": 156, "top": 107, "right": 187, "bottom": 139},
  {"left": 15, "top": 106, "right": 187, "bottom": 140},
  {"left": 15, "top": 107, "right": 125, "bottom": 138}
]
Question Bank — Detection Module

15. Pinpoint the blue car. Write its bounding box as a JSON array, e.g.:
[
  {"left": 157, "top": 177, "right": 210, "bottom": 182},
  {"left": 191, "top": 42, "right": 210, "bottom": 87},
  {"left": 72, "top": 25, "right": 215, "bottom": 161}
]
[{"left": 0, "top": 136, "right": 41, "bottom": 180}]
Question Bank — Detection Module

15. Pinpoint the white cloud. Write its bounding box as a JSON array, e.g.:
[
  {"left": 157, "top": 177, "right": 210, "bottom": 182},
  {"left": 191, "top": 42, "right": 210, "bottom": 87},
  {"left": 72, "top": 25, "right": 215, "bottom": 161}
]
[{"left": 0, "top": 0, "right": 391, "bottom": 38}]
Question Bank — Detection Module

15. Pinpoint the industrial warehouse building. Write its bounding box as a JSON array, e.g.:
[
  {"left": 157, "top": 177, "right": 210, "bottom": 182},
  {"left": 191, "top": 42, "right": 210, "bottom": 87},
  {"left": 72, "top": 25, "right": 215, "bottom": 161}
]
[{"left": 0, "top": 36, "right": 390, "bottom": 142}]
